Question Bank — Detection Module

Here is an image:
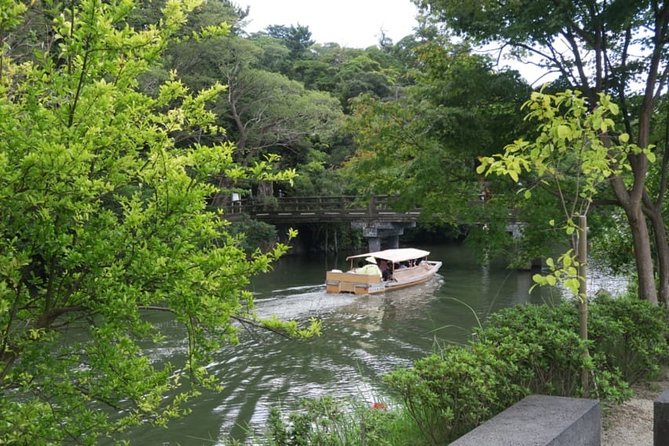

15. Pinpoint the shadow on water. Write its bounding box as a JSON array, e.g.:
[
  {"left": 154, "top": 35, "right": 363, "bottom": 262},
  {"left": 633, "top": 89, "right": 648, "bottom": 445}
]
[{"left": 121, "top": 243, "right": 624, "bottom": 445}]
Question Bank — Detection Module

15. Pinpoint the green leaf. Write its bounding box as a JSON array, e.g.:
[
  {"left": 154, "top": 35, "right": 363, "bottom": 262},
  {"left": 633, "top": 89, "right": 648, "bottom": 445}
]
[{"left": 557, "top": 124, "right": 571, "bottom": 139}]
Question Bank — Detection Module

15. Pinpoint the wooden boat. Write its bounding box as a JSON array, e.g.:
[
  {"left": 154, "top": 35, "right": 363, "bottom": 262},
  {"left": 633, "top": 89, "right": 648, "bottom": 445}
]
[{"left": 325, "top": 248, "right": 442, "bottom": 295}]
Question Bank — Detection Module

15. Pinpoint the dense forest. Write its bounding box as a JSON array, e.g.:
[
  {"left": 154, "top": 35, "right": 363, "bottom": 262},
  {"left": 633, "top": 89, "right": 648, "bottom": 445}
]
[{"left": 1, "top": 0, "right": 668, "bottom": 443}]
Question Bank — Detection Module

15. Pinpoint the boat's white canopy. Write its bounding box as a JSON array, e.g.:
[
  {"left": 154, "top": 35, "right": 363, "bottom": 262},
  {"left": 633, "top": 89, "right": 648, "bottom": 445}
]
[{"left": 346, "top": 248, "right": 431, "bottom": 264}]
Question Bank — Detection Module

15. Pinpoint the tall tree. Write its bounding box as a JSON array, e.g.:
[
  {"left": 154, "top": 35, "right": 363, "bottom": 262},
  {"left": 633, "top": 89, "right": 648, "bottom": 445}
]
[
  {"left": 479, "top": 89, "right": 651, "bottom": 393},
  {"left": 265, "top": 24, "right": 315, "bottom": 60},
  {"left": 416, "top": 0, "right": 669, "bottom": 302},
  {"left": 161, "top": 21, "right": 344, "bottom": 200},
  {"left": 345, "top": 44, "right": 531, "bottom": 242},
  {"left": 0, "top": 1, "right": 314, "bottom": 443}
]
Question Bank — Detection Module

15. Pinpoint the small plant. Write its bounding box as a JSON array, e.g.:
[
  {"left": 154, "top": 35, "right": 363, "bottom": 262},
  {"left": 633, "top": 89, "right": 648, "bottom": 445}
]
[{"left": 264, "top": 396, "right": 423, "bottom": 446}]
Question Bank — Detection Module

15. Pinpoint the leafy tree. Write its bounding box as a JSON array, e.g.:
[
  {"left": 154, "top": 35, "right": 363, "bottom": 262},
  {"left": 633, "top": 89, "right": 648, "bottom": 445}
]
[
  {"left": 159, "top": 19, "right": 345, "bottom": 200},
  {"left": 263, "top": 24, "right": 315, "bottom": 61},
  {"left": 344, "top": 45, "right": 531, "bottom": 244},
  {"left": 479, "top": 89, "right": 651, "bottom": 392},
  {"left": 417, "top": 0, "right": 669, "bottom": 303},
  {"left": 250, "top": 34, "right": 294, "bottom": 75},
  {"left": 336, "top": 54, "right": 395, "bottom": 110},
  {"left": 0, "top": 1, "right": 316, "bottom": 443}
]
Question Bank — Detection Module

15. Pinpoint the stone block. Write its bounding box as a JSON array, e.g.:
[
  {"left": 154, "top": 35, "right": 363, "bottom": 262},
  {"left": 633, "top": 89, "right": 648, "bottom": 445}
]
[
  {"left": 451, "top": 394, "right": 601, "bottom": 446},
  {"left": 654, "top": 389, "right": 669, "bottom": 446}
]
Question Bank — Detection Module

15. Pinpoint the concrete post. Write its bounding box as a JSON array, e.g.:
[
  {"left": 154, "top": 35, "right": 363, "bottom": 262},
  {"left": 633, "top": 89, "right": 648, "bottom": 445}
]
[
  {"left": 367, "top": 237, "right": 381, "bottom": 252},
  {"left": 654, "top": 389, "right": 669, "bottom": 445}
]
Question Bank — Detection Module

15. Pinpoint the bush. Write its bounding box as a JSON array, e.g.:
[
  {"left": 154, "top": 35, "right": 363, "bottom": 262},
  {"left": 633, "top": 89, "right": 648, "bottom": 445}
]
[
  {"left": 383, "top": 297, "right": 663, "bottom": 444},
  {"left": 476, "top": 303, "right": 586, "bottom": 396},
  {"left": 383, "top": 343, "right": 528, "bottom": 444},
  {"left": 589, "top": 293, "right": 669, "bottom": 384},
  {"left": 477, "top": 302, "right": 631, "bottom": 402}
]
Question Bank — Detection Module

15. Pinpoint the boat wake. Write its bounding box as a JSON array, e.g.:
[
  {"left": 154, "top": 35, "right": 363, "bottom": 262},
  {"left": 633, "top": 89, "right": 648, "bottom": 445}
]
[{"left": 255, "top": 287, "right": 358, "bottom": 320}]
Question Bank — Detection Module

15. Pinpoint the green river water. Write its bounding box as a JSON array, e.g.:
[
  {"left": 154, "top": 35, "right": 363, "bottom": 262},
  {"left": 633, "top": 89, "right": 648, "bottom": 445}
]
[{"left": 121, "top": 243, "right": 626, "bottom": 445}]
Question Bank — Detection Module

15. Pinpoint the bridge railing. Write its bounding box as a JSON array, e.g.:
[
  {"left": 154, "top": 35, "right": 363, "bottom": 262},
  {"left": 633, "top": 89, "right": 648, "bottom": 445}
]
[{"left": 232, "top": 195, "right": 397, "bottom": 214}]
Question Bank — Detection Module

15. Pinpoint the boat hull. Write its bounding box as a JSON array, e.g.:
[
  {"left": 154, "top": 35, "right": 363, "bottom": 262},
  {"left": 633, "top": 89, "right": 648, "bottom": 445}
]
[{"left": 325, "top": 261, "right": 442, "bottom": 295}]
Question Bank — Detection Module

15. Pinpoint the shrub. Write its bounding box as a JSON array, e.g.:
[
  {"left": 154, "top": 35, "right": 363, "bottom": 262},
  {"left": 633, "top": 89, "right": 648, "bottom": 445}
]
[
  {"left": 383, "top": 343, "right": 529, "bottom": 444},
  {"left": 589, "top": 293, "right": 669, "bottom": 384},
  {"left": 476, "top": 303, "right": 585, "bottom": 396},
  {"left": 477, "top": 302, "right": 631, "bottom": 402},
  {"left": 384, "top": 298, "right": 652, "bottom": 444}
]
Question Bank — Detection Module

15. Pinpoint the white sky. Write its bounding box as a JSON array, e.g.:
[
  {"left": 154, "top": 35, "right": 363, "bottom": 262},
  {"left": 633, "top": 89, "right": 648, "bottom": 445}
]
[{"left": 235, "top": 0, "right": 420, "bottom": 48}]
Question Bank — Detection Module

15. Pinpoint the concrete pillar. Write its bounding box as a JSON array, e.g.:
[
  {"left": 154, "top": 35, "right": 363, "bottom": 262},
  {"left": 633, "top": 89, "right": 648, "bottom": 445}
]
[
  {"left": 654, "top": 389, "right": 669, "bottom": 445},
  {"left": 367, "top": 237, "right": 381, "bottom": 252},
  {"left": 387, "top": 235, "right": 399, "bottom": 249}
]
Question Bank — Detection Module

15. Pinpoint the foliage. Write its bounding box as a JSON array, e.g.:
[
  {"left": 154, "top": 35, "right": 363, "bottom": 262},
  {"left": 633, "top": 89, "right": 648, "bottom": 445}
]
[
  {"left": 479, "top": 89, "right": 644, "bottom": 198},
  {"left": 419, "top": 0, "right": 669, "bottom": 304},
  {"left": 384, "top": 297, "right": 650, "bottom": 445},
  {"left": 478, "top": 89, "right": 650, "bottom": 295},
  {"left": 589, "top": 293, "right": 669, "bottom": 385},
  {"left": 263, "top": 396, "right": 424, "bottom": 446},
  {"left": 146, "top": 6, "right": 345, "bottom": 201},
  {"left": 344, "top": 45, "right": 531, "bottom": 229},
  {"left": 384, "top": 343, "right": 528, "bottom": 444},
  {"left": 228, "top": 215, "right": 279, "bottom": 252},
  {"left": 477, "top": 302, "right": 631, "bottom": 401},
  {"left": 264, "top": 24, "right": 314, "bottom": 60},
  {"left": 0, "top": 1, "right": 316, "bottom": 444}
]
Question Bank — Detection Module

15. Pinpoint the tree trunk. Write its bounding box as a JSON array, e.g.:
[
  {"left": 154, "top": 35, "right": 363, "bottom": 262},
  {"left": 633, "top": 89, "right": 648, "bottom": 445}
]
[
  {"left": 646, "top": 205, "right": 669, "bottom": 304},
  {"left": 610, "top": 176, "right": 658, "bottom": 304},
  {"left": 577, "top": 215, "right": 590, "bottom": 394},
  {"left": 625, "top": 205, "right": 658, "bottom": 304}
]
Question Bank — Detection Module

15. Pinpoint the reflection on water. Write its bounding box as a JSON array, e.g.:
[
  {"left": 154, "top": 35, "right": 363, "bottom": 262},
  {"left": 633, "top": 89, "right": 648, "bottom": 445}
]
[{"left": 124, "top": 244, "right": 624, "bottom": 445}]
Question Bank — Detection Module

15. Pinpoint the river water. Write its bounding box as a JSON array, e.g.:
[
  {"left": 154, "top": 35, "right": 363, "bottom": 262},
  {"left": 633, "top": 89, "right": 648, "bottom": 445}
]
[{"left": 125, "top": 243, "right": 626, "bottom": 445}]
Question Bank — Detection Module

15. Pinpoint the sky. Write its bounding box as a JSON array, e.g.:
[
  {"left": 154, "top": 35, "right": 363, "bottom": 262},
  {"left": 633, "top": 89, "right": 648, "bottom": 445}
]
[{"left": 236, "top": 0, "right": 420, "bottom": 48}]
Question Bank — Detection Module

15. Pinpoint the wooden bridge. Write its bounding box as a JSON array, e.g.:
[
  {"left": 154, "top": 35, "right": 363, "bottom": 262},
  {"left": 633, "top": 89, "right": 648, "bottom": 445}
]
[
  {"left": 226, "top": 195, "right": 420, "bottom": 224},
  {"left": 226, "top": 195, "right": 419, "bottom": 251},
  {"left": 224, "top": 194, "right": 522, "bottom": 251}
]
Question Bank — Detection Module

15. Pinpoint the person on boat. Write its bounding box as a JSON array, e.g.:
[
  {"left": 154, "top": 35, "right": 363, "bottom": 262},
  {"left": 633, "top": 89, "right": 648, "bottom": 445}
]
[
  {"left": 378, "top": 259, "right": 392, "bottom": 280},
  {"left": 378, "top": 259, "right": 393, "bottom": 280},
  {"left": 358, "top": 256, "right": 382, "bottom": 277}
]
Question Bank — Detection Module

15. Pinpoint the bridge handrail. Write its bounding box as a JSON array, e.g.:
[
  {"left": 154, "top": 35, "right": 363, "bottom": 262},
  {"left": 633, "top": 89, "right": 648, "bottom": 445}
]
[{"left": 234, "top": 195, "right": 398, "bottom": 214}]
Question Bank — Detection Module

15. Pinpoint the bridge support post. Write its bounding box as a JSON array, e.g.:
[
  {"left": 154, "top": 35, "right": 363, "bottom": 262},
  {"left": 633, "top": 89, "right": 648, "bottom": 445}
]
[
  {"left": 352, "top": 221, "right": 415, "bottom": 252},
  {"left": 367, "top": 237, "right": 382, "bottom": 252}
]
